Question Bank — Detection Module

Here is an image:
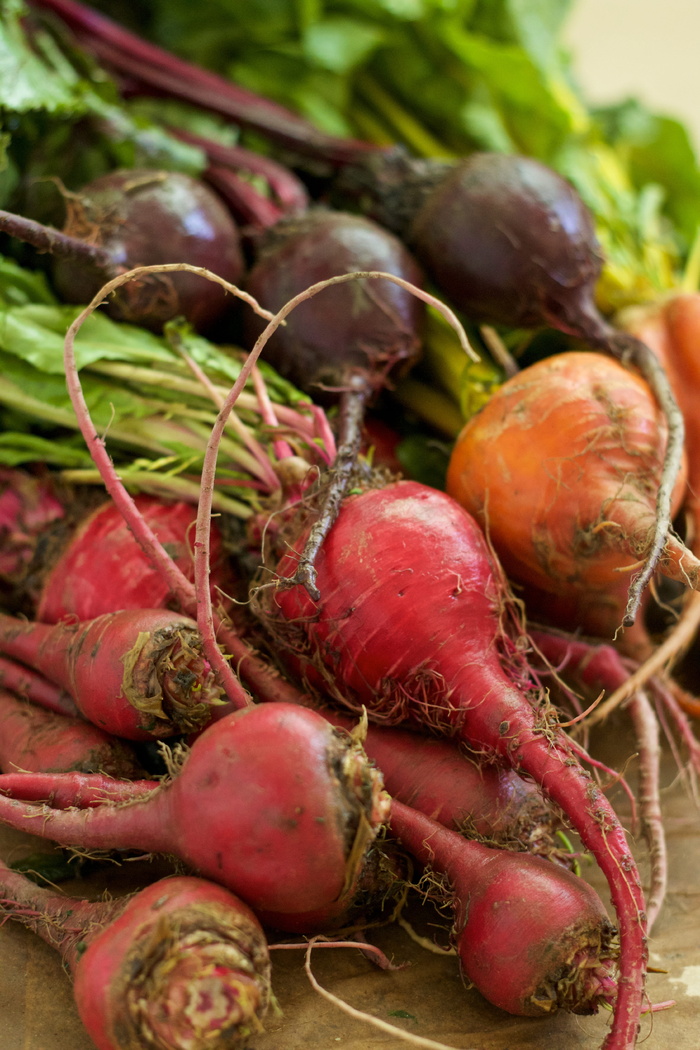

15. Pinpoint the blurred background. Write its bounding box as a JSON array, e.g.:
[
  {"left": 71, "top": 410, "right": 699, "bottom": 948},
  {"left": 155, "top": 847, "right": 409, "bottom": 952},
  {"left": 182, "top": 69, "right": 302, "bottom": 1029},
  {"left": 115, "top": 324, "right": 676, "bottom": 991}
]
[{"left": 566, "top": 0, "right": 700, "bottom": 150}]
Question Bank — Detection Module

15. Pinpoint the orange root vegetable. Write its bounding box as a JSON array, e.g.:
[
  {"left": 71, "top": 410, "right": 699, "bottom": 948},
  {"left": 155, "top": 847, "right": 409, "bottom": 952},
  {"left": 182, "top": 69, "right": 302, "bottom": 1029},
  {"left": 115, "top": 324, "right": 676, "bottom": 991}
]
[
  {"left": 261, "top": 479, "right": 648, "bottom": 1050},
  {"left": 446, "top": 350, "right": 696, "bottom": 641},
  {"left": 0, "top": 865, "right": 271, "bottom": 1050},
  {"left": 0, "top": 688, "right": 144, "bottom": 777},
  {"left": 620, "top": 292, "right": 700, "bottom": 551},
  {"left": 0, "top": 608, "right": 224, "bottom": 740},
  {"left": 0, "top": 703, "right": 390, "bottom": 922}
]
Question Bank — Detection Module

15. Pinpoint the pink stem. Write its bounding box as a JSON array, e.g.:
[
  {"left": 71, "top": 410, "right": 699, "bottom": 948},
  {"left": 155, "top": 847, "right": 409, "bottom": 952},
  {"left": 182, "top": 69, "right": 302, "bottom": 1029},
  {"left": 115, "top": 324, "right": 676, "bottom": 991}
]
[
  {"left": 0, "top": 655, "right": 78, "bottom": 717},
  {"left": 179, "top": 351, "right": 281, "bottom": 493},
  {"left": 62, "top": 269, "right": 256, "bottom": 710},
  {"left": 250, "top": 366, "right": 296, "bottom": 462}
]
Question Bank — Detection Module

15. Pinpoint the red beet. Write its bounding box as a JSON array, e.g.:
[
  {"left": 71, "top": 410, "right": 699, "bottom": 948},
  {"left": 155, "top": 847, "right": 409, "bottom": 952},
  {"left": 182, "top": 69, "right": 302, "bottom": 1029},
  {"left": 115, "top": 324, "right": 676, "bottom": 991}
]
[
  {"left": 0, "top": 688, "right": 143, "bottom": 776},
  {"left": 0, "top": 703, "right": 390, "bottom": 921},
  {"left": 0, "top": 608, "right": 224, "bottom": 739},
  {"left": 260, "top": 479, "right": 648, "bottom": 1050},
  {"left": 35, "top": 494, "right": 236, "bottom": 623},
  {"left": 244, "top": 210, "right": 424, "bottom": 399},
  {"left": 0, "top": 864, "right": 271, "bottom": 1050},
  {"left": 243, "top": 208, "right": 425, "bottom": 597},
  {"left": 390, "top": 801, "right": 618, "bottom": 1017}
]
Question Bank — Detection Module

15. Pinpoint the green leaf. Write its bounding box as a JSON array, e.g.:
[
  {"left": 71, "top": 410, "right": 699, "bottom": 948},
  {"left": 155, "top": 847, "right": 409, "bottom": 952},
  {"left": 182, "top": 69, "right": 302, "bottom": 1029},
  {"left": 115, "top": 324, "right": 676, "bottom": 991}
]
[
  {"left": 0, "top": 303, "right": 174, "bottom": 373},
  {"left": 303, "top": 18, "right": 384, "bottom": 73},
  {"left": 595, "top": 99, "right": 700, "bottom": 254},
  {"left": 0, "top": 430, "right": 91, "bottom": 467},
  {"left": 0, "top": 255, "right": 57, "bottom": 307},
  {"left": 0, "top": 0, "right": 87, "bottom": 114}
]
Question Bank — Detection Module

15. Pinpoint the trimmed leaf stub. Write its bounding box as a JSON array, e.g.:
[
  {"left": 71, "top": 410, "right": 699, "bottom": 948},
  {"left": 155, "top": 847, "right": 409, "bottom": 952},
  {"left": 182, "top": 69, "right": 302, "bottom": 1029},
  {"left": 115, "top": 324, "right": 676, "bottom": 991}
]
[{"left": 121, "top": 623, "right": 224, "bottom": 734}]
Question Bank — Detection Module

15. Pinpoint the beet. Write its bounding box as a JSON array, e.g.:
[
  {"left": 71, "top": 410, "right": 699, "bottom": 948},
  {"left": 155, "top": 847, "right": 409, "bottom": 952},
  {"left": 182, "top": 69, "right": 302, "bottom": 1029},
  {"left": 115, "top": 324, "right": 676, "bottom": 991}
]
[
  {"left": 338, "top": 149, "right": 684, "bottom": 625},
  {"left": 0, "top": 169, "right": 245, "bottom": 332},
  {"left": 243, "top": 208, "right": 425, "bottom": 597},
  {"left": 406, "top": 152, "right": 606, "bottom": 339},
  {"left": 244, "top": 209, "right": 424, "bottom": 397}
]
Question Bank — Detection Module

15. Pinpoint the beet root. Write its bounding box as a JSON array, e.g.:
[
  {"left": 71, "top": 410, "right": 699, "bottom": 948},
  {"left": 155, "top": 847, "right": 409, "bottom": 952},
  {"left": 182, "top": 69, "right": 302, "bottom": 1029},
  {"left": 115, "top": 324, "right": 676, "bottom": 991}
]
[
  {"left": 258, "top": 480, "right": 648, "bottom": 1050},
  {"left": 0, "top": 703, "right": 391, "bottom": 921},
  {"left": 390, "top": 801, "right": 618, "bottom": 1018},
  {"left": 0, "top": 861, "right": 271, "bottom": 1050},
  {"left": 0, "top": 608, "right": 224, "bottom": 739},
  {"left": 243, "top": 209, "right": 424, "bottom": 399},
  {"left": 0, "top": 169, "right": 245, "bottom": 333}
]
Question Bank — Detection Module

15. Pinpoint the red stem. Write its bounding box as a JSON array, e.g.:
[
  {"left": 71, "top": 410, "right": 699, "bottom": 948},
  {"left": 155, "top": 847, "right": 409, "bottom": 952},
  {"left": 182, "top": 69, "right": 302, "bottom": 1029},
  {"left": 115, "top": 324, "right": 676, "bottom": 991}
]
[
  {"left": 204, "top": 165, "right": 284, "bottom": 230},
  {"left": 0, "top": 209, "right": 113, "bottom": 268},
  {"left": 0, "top": 655, "right": 77, "bottom": 717},
  {"left": 169, "top": 126, "right": 309, "bottom": 213},
  {"left": 30, "top": 0, "right": 380, "bottom": 165}
]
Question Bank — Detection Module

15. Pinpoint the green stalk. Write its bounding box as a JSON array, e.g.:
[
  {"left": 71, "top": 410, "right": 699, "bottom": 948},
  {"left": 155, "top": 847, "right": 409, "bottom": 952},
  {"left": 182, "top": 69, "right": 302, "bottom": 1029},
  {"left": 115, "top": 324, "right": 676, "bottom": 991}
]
[
  {"left": 393, "top": 377, "right": 464, "bottom": 439},
  {"left": 354, "top": 73, "right": 456, "bottom": 159},
  {"left": 0, "top": 380, "right": 172, "bottom": 455},
  {"left": 58, "top": 468, "right": 253, "bottom": 516}
]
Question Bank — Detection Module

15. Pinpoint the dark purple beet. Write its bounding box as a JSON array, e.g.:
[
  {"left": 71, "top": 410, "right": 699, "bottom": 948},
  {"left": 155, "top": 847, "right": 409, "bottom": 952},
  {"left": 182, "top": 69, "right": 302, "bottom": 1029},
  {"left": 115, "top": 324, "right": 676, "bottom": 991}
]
[
  {"left": 406, "top": 153, "right": 606, "bottom": 339},
  {"left": 343, "top": 151, "right": 607, "bottom": 342},
  {"left": 51, "top": 169, "right": 245, "bottom": 332},
  {"left": 243, "top": 208, "right": 424, "bottom": 398}
]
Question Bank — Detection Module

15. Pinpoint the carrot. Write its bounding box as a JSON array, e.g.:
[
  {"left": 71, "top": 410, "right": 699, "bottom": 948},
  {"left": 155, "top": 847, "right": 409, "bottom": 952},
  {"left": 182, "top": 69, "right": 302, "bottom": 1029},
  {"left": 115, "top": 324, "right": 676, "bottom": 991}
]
[
  {"left": 389, "top": 800, "right": 618, "bottom": 1017},
  {"left": 0, "top": 608, "right": 224, "bottom": 739},
  {"left": 0, "top": 688, "right": 144, "bottom": 777},
  {"left": 620, "top": 292, "right": 700, "bottom": 552},
  {"left": 0, "top": 864, "right": 271, "bottom": 1050},
  {"left": 0, "top": 702, "right": 390, "bottom": 922},
  {"left": 446, "top": 350, "right": 696, "bottom": 645},
  {"left": 260, "top": 479, "right": 649, "bottom": 1050}
]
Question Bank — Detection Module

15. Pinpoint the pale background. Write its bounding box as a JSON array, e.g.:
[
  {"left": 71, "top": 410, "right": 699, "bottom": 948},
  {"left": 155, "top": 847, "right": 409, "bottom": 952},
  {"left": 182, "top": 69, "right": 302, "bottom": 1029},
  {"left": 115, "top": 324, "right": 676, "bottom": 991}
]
[{"left": 565, "top": 0, "right": 700, "bottom": 151}]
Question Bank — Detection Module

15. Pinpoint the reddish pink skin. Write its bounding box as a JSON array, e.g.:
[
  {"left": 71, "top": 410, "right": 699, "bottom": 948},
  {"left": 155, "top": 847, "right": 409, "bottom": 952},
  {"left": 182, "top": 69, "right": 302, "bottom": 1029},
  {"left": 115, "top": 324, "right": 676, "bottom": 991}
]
[
  {"left": 0, "top": 655, "right": 77, "bottom": 716},
  {"left": 390, "top": 801, "right": 614, "bottom": 1017},
  {"left": 0, "top": 689, "right": 143, "bottom": 777},
  {"left": 529, "top": 630, "right": 631, "bottom": 695},
  {"left": 0, "top": 607, "right": 208, "bottom": 739},
  {"left": 270, "top": 481, "right": 647, "bottom": 1050},
  {"left": 328, "top": 707, "right": 547, "bottom": 842},
  {"left": 37, "top": 496, "right": 235, "bottom": 622},
  {"left": 70, "top": 877, "right": 267, "bottom": 1050},
  {"left": 0, "top": 468, "right": 65, "bottom": 581},
  {"left": 0, "top": 770, "right": 156, "bottom": 807},
  {"left": 0, "top": 863, "right": 269, "bottom": 1050},
  {"left": 0, "top": 704, "right": 376, "bottom": 920}
]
